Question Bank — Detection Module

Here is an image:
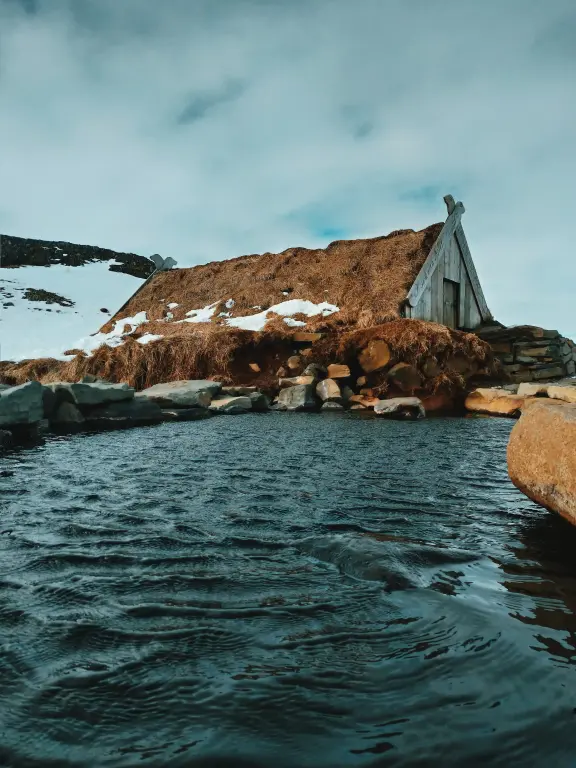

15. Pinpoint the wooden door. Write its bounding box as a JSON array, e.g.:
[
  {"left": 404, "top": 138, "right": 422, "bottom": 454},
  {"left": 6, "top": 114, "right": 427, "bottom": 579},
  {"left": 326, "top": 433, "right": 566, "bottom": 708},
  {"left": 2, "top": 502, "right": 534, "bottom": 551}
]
[{"left": 443, "top": 279, "right": 459, "bottom": 328}]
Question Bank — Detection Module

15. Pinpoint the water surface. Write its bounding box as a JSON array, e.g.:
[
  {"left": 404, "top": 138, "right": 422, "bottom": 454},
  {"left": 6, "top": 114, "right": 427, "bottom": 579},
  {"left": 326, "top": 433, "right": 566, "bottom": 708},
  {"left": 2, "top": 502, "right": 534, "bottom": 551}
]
[{"left": 1, "top": 413, "right": 576, "bottom": 767}]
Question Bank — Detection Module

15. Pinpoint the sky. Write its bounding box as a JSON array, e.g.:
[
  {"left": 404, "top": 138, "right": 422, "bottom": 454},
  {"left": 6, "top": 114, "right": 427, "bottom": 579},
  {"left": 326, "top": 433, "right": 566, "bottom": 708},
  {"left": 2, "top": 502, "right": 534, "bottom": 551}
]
[{"left": 0, "top": 0, "right": 575, "bottom": 337}]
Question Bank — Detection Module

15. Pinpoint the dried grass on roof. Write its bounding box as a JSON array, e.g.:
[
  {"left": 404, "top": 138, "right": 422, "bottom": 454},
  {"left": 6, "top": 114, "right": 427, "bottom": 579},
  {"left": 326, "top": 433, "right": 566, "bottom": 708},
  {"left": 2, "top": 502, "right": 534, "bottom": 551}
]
[{"left": 101, "top": 224, "right": 443, "bottom": 334}]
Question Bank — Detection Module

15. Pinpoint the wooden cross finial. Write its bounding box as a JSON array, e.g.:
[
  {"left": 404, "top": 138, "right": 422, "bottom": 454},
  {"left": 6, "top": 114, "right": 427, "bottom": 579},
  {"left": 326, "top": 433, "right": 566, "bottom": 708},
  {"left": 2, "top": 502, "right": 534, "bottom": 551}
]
[{"left": 443, "top": 194, "right": 465, "bottom": 217}]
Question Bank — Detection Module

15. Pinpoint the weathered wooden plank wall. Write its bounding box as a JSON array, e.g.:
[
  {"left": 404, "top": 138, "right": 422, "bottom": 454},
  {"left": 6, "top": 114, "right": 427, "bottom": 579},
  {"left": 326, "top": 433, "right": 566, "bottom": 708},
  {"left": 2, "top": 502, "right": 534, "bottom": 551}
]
[{"left": 409, "top": 232, "right": 483, "bottom": 329}]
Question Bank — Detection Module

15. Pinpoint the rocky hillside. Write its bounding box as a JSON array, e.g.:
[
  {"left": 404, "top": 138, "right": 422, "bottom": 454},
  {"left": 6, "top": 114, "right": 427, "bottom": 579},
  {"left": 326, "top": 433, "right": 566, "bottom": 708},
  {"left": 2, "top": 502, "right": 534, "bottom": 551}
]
[
  {"left": 0, "top": 233, "right": 154, "bottom": 362},
  {"left": 1, "top": 233, "right": 154, "bottom": 279}
]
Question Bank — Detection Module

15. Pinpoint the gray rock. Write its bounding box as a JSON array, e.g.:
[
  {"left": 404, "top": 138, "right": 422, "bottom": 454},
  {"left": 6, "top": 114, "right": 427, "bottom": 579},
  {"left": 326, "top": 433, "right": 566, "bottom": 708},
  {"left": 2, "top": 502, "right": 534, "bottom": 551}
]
[
  {"left": 85, "top": 399, "right": 164, "bottom": 429},
  {"left": 52, "top": 402, "right": 85, "bottom": 425},
  {"left": 137, "top": 380, "right": 222, "bottom": 408},
  {"left": 277, "top": 384, "right": 317, "bottom": 411},
  {"left": 0, "top": 381, "right": 44, "bottom": 426},
  {"left": 42, "top": 386, "right": 58, "bottom": 419},
  {"left": 209, "top": 396, "right": 252, "bottom": 414},
  {"left": 321, "top": 401, "right": 344, "bottom": 411},
  {"left": 250, "top": 392, "right": 270, "bottom": 411},
  {"left": 46, "top": 382, "right": 134, "bottom": 407},
  {"left": 374, "top": 397, "right": 425, "bottom": 420},
  {"left": 221, "top": 386, "right": 257, "bottom": 396},
  {"left": 515, "top": 355, "right": 536, "bottom": 365},
  {"left": 316, "top": 378, "right": 342, "bottom": 402},
  {"left": 340, "top": 385, "right": 354, "bottom": 402},
  {"left": 161, "top": 407, "right": 212, "bottom": 422},
  {"left": 567, "top": 360, "right": 576, "bottom": 376},
  {"left": 81, "top": 374, "right": 109, "bottom": 384},
  {"left": 0, "top": 429, "right": 13, "bottom": 448},
  {"left": 302, "top": 363, "right": 327, "bottom": 380}
]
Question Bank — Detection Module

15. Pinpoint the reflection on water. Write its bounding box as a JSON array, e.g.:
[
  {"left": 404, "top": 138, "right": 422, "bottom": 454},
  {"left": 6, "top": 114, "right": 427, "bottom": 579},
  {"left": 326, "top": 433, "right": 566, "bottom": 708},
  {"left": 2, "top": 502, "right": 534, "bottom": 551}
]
[{"left": 1, "top": 413, "right": 576, "bottom": 767}]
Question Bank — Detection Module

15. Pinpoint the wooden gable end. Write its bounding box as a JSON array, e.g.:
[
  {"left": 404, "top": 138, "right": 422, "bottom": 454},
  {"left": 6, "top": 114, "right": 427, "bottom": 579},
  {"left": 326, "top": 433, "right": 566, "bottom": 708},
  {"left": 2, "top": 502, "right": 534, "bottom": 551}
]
[{"left": 405, "top": 195, "right": 491, "bottom": 330}]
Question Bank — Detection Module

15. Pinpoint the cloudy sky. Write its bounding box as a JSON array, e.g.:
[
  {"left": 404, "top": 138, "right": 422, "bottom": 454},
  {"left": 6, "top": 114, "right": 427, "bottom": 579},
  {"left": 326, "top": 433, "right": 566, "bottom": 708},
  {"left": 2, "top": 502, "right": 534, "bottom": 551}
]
[{"left": 1, "top": 0, "right": 575, "bottom": 335}]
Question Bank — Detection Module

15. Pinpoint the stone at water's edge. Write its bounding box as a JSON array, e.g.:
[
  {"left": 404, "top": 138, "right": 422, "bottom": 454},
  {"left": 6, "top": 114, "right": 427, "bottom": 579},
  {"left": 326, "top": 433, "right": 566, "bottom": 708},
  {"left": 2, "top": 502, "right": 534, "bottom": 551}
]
[
  {"left": 374, "top": 397, "right": 425, "bottom": 420},
  {"left": 84, "top": 399, "right": 164, "bottom": 428},
  {"left": 508, "top": 401, "right": 576, "bottom": 526},
  {"left": 209, "top": 396, "right": 252, "bottom": 414},
  {"left": 387, "top": 363, "right": 422, "bottom": 393},
  {"left": 52, "top": 402, "right": 85, "bottom": 425},
  {"left": 276, "top": 384, "right": 317, "bottom": 411},
  {"left": 465, "top": 389, "right": 527, "bottom": 417},
  {"left": 321, "top": 401, "right": 344, "bottom": 411},
  {"left": 137, "top": 380, "right": 222, "bottom": 408},
  {"left": 279, "top": 375, "right": 315, "bottom": 388},
  {"left": 316, "top": 379, "right": 342, "bottom": 402},
  {"left": 0, "top": 430, "right": 13, "bottom": 448},
  {"left": 161, "top": 408, "right": 212, "bottom": 422},
  {"left": 249, "top": 392, "right": 270, "bottom": 412},
  {"left": 0, "top": 381, "right": 44, "bottom": 426},
  {"left": 46, "top": 382, "right": 134, "bottom": 407}
]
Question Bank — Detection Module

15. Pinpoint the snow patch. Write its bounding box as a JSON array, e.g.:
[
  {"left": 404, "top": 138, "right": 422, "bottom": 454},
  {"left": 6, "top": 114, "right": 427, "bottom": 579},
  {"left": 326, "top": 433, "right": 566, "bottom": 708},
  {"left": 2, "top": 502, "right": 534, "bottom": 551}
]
[
  {"left": 137, "top": 333, "right": 164, "bottom": 345},
  {"left": 181, "top": 302, "right": 219, "bottom": 324},
  {"left": 74, "top": 311, "right": 149, "bottom": 354},
  {"left": 284, "top": 318, "right": 307, "bottom": 328},
  {"left": 225, "top": 298, "right": 235, "bottom": 309},
  {"left": 227, "top": 299, "right": 339, "bottom": 332},
  {"left": 0, "top": 262, "right": 142, "bottom": 361},
  {"left": 167, "top": 302, "right": 179, "bottom": 309}
]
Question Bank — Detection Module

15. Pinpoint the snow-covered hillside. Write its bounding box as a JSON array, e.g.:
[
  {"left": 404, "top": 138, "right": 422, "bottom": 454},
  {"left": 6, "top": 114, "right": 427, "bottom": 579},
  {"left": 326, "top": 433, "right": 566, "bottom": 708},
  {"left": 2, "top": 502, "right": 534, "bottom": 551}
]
[{"left": 0, "top": 262, "right": 143, "bottom": 362}]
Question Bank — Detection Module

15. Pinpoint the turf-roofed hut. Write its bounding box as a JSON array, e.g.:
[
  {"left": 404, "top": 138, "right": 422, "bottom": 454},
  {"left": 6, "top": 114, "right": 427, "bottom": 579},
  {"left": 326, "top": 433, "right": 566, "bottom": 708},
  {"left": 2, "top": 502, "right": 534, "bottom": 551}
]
[{"left": 1, "top": 194, "right": 496, "bottom": 402}]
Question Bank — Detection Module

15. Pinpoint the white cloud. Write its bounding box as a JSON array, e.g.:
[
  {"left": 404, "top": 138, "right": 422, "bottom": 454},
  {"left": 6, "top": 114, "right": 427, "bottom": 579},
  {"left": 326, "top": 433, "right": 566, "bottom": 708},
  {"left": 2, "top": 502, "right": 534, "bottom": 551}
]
[{"left": 1, "top": 0, "right": 575, "bottom": 336}]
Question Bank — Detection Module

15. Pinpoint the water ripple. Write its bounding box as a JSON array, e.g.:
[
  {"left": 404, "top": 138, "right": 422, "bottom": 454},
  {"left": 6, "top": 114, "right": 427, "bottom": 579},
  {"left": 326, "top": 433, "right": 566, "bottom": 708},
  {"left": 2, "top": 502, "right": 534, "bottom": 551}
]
[{"left": 1, "top": 414, "right": 576, "bottom": 766}]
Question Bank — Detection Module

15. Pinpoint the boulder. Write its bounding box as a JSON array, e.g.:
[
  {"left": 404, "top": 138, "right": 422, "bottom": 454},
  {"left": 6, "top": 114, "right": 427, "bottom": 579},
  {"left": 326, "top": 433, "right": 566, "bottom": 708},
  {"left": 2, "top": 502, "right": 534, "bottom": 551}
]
[
  {"left": 547, "top": 385, "right": 576, "bottom": 404},
  {"left": 209, "top": 396, "right": 252, "bottom": 414},
  {"left": 302, "top": 363, "right": 327, "bottom": 380},
  {"left": 81, "top": 375, "right": 108, "bottom": 384},
  {"left": 508, "top": 401, "right": 576, "bottom": 526},
  {"left": 465, "top": 388, "right": 526, "bottom": 417},
  {"left": 287, "top": 355, "right": 302, "bottom": 371},
  {"left": 250, "top": 392, "right": 270, "bottom": 412},
  {"left": 279, "top": 375, "right": 315, "bottom": 388},
  {"left": 0, "top": 381, "right": 44, "bottom": 426},
  {"left": 276, "top": 366, "right": 288, "bottom": 378},
  {"left": 221, "top": 386, "right": 257, "bottom": 396},
  {"left": 42, "top": 386, "right": 58, "bottom": 419},
  {"left": 46, "top": 382, "right": 134, "bottom": 407},
  {"left": 84, "top": 399, "right": 164, "bottom": 429},
  {"left": 446, "top": 355, "right": 477, "bottom": 376},
  {"left": 316, "top": 379, "right": 342, "bottom": 402},
  {"left": 0, "top": 430, "right": 13, "bottom": 449},
  {"left": 358, "top": 340, "right": 391, "bottom": 374},
  {"left": 517, "top": 383, "right": 548, "bottom": 397},
  {"left": 321, "top": 401, "right": 344, "bottom": 411},
  {"left": 374, "top": 397, "right": 425, "bottom": 420},
  {"left": 567, "top": 361, "right": 576, "bottom": 376},
  {"left": 160, "top": 408, "right": 211, "bottom": 422},
  {"left": 387, "top": 363, "right": 422, "bottom": 393},
  {"left": 276, "top": 384, "right": 317, "bottom": 411},
  {"left": 349, "top": 404, "right": 367, "bottom": 410},
  {"left": 136, "top": 380, "right": 221, "bottom": 408},
  {"left": 356, "top": 376, "right": 367, "bottom": 388},
  {"left": 249, "top": 362, "right": 261, "bottom": 373},
  {"left": 327, "top": 364, "right": 351, "bottom": 379},
  {"left": 52, "top": 402, "right": 85, "bottom": 425}
]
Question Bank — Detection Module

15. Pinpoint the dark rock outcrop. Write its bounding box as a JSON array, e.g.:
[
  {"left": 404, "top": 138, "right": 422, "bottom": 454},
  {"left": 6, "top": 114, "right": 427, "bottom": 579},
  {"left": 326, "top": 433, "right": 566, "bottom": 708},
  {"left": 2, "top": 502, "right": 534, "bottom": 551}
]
[{"left": 0, "top": 233, "right": 154, "bottom": 280}]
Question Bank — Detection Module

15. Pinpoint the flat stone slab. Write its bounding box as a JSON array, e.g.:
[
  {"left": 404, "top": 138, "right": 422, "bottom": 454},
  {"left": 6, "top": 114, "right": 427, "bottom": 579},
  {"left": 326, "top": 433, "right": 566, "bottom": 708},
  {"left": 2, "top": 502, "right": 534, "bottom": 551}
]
[
  {"left": 84, "top": 399, "right": 164, "bottom": 428},
  {"left": 46, "top": 382, "right": 134, "bottom": 407},
  {"left": 209, "top": 396, "right": 252, "bottom": 414},
  {"left": 0, "top": 381, "right": 44, "bottom": 426},
  {"left": 374, "top": 397, "right": 425, "bottom": 419},
  {"left": 161, "top": 408, "right": 212, "bottom": 422},
  {"left": 137, "top": 380, "right": 222, "bottom": 408},
  {"left": 249, "top": 392, "right": 270, "bottom": 412}
]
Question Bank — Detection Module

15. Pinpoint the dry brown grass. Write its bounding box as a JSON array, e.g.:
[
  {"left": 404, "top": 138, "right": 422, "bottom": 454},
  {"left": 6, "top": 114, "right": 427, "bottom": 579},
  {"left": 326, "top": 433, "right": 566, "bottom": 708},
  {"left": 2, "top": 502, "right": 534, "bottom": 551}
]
[{"left": 100, "top": 223, "right": 443, "bottom": 335}]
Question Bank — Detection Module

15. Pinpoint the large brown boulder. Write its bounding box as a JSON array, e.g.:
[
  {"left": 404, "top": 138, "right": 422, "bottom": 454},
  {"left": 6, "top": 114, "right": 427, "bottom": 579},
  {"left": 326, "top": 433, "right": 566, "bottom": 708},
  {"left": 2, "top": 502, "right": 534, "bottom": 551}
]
[
  {"left": 387, "top": 363, "right": 421, "bottom": 393},
  {"left": 508, "top": 401, "right": 576, "bottom": 526},
  {"left": 357, "top": 340, "right": 391, "bottom": 373}
]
